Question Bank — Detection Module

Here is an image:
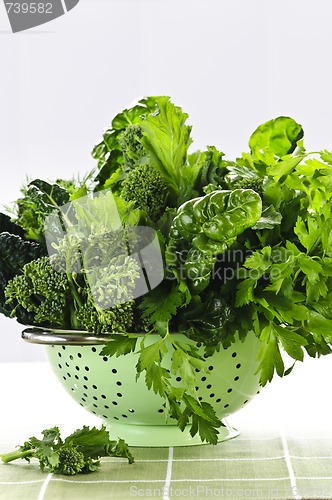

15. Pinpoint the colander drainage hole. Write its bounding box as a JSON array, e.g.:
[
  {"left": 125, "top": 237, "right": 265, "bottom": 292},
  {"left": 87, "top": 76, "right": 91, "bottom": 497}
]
[
  {"left": 57, "top": 353, "right": 62, "bottom": 358},
  {"left": 112, "top": 401, "right": 118, "bottom": 406},
  {"left": 62, "top": 346, "right": 66, "bottom": 350},
  {"left": 83, "top": 393, "right": 88, "bottom": 397},
  {"left": 83, "top": 385, "right": 88, "bottom": 390},
  {"left": 122, "top": 415, "right": 128, "bottom": 419},
  {"left": 84, "top": 366, "right": 89, "bottom": 372},
  {"left": 58, "top": 364, "right": 62, "bottom": 369},
  {"left": 103, "top": 415, "right": 108, "bottom": 419},
  {"left": 81, "top": 398, "right": 86, "bottom": 402},
  {"left": 63, "top": 376, "right": 66, "bottom": 381},
  {"left": 236, "top": 363, "right": 241, "bottom": 369},
  {"left": 67, "top": 373, "right": 71, "bottom": 378},
  {"left": 234, "top": 376, "right": 239, "bottom": 381},
  {"left": 93, "top": 396, "right": 98, "bottom": 401},
  {"left": 208, "top": 365, "right": 213, "bottom": 371},
  {"left": 83, "top": 376, "right": 88, "bottom": 381},
  {"left": 243, "top": 400, "right": 248, "bottom": 404},
  {"left": 158, "top": 409, "right": 164, "bottom": 413},
  {"left": 216, "top": 398, "right": 221, "bottom": 403},
  {"left": 206, "top": 384, "right": 212, "bottom": 389},
  {"left": 91, "top": 347, "right": 97, "bottom": 353},
  {"left": 69, "top": 355, "right": 74, "bottom": 360},
  {"left": 93, "top": 404, "right": 98, "bottom": 408},
  {"left": 101, "top": 395, "right": 106, "bottom": 399},
  {"left": 65, "top": 362, "right": 69, "bottom": 368},
  {"left": 75, "top": 375, "right": 79, "bottom": 380},
  {"left": 116, "top": 381, "right": 122, "bottom": 386},
  {"left": 112, "top": 369, "right": 117, "bottom": 374},
  {"left": 104, "top": 405, "right": 109, "bottom": 409},
  {"left": 128, "top": 409, "right": 135, "bottom": 413},
  {"left": 77, "top": 353, "right": 82, "bottom": 358},
  {"left": 209, "top": 393, "right": 215, "bottom": 398},
  {"left": 176, "top": 377, "right": 181, "bottom": 382},
  {"left": 92, "top": 385, "right": 97, "bottom": 390},
  {"left": 227, "top": 388, "right": 232, "bottom": 393},
  {"left": 224, "top": 404, "right": 229, "bottom": 408},
  {"left": 201, "top": 376, "right": 207, "bottom": 382},
  {"left": 75, "top": 366, "right": 80, "bottom": 371},
  {"left": 232, "top": 352, "right": 237, "bottom": 358},
  {"left": 114, "top": 417, "right": 119, "bottom": 420}
]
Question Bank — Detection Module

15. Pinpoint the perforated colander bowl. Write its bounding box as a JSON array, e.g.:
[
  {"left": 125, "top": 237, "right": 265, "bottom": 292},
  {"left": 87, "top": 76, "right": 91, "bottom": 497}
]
[{"left": 22, "top": 328, "right": 262, "bottom": 447}]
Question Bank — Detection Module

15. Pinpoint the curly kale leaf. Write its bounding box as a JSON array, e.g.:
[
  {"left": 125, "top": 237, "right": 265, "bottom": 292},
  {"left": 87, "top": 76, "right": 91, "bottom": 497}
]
[
  {"left": 0, "top": 212, "right": 25, "bottom": 237},
  {"left": 15, "top": 179, "right": 72, "bottom": 243}
]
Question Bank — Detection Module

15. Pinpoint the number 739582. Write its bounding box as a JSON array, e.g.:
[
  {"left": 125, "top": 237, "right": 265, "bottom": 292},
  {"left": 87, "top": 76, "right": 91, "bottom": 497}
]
[{"left": 5, "top": 2, "right": 53, "bottom": 14}]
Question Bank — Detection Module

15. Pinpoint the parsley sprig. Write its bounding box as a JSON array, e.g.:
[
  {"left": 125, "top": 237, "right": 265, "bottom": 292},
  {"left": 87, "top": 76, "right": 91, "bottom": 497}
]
[{"left": 101, "top": 326, "right": 222, "bottom": 445}]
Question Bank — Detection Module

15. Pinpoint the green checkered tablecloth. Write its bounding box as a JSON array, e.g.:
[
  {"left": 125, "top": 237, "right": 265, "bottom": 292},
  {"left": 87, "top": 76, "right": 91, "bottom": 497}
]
[
  {"left": 1, "top": 430, "right": 332, "bottom": 500},
  {"left": 0, "top": 360, "right": 331, "bottom": 499}
]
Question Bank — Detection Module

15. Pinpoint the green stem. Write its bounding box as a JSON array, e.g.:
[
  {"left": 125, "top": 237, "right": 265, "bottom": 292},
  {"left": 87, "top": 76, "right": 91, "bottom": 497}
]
[
  {"left": 67, "top": 273, "right": 83, "bottom": 309},
  {"left": 0, "top": 448, "right": 34, "bottom": 464}
]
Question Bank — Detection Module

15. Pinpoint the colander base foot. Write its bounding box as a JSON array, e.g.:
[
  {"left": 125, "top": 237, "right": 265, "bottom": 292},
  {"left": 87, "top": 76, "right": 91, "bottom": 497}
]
[{"left": 105, "top": 418, "right": 239, "bottom": 447}]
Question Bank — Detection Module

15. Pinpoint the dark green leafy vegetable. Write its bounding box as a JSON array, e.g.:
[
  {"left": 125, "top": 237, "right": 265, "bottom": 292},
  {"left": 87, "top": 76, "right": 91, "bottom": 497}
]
[
  {"left": 2, "top": 98, "right": 332, "bottom": 446},
  {"left": 101, "top": 331, "right": 221, "bottom": 444},
  {"left": 15, "top": 179, "right": 72, "bottom": 243},
  {"left": 0, "top": 212, "right": 24, "bottom": 237},
  {"left": 177, "top": 292, "right": 235, "bottom": 346},
  {"left": 0, "top": 425, "right": 134, "bottom": 474},
  {"left": 0, "top": 233, "right": 46, "bottom": 320},
  {"left": 249, "top": 116, "right": 303, "bottom": 157},
  {"left": 166, "top": 189, "right": 262, "bottom": 293}
]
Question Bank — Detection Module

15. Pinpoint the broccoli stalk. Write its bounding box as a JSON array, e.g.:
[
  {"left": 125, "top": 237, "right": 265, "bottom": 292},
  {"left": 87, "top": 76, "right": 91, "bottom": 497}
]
[
  {"left": 0, "top": 425, "right": 134, "bottom": 475},
  {"left": 0, "top": 448, "right": 34, "bottom": 464}
]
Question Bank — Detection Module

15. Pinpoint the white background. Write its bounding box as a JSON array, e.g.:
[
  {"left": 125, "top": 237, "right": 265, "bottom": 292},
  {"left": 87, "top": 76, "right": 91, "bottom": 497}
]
[{"left": 0, "top": 0, "right": 332, "bottom": 370}]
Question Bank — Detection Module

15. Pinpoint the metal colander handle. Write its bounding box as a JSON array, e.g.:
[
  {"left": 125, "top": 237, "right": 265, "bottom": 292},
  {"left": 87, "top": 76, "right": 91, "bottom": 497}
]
[{"left": 22, "top": 327, "right": 112, "bottom": 345}]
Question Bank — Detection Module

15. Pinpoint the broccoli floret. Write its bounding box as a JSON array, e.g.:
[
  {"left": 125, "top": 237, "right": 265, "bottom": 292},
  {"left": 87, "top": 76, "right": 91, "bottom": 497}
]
[
  {"left": 0, "top": 425, "right": 134, "bottom": 475},
  {"left": 5, "top": 256, "right": 70, "bottom": 327},
  {"left": 76, "top": 297, "right": 134, "bottom": 334},
  {"left": 118, "top": 124, "right": 145, "bottom": 167},
  {"left": 0, "top": 233, "right": 47, "bottom": 320},
  {"left": 56, "top": 447, "right": 86, "bottom": 476},
  {"left": 232, "top": 177, "right": 264, "bottom": 196},
  {"left": 121, "top": 164, "right": 168, "bottom": 219}
]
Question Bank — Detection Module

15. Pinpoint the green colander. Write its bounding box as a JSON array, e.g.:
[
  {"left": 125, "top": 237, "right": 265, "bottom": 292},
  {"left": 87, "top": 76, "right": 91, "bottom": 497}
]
[{"left": 22, "top": 328, "right": 262, "bottom": 447}]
